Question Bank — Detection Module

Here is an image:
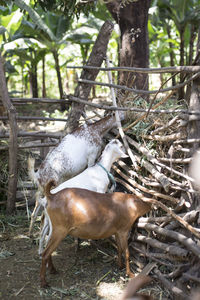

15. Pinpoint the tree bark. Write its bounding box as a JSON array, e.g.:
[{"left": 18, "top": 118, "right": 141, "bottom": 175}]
[
  {"left": 106, "top": 0, "right": 150, "bottom": 91},
  {"left": 178, "top": 28, "right": 185, "bottom": 101},
  {"left": 29, "top": 60, "right": 38, "bottom": 98},
  {"left": 42, "top": 56, "right": 47, "bottom": 98},
  {"left": 66, "top": 20, "right": 114, "bottom": 133},
  {"left": 0, "top": 52, "right": 18, "bottom": 213},
  {"left": 52, "top": 49, "right": 65, "bottom": 111}
]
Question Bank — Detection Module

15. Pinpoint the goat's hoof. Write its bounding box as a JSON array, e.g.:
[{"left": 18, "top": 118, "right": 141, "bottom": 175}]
[{"left": 50, "top": 268, "right": 58, "bottom": 275}]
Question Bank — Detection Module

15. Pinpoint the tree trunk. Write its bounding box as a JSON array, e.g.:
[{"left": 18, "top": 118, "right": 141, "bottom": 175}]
[
  {"left": 66, "top": 20, "right": 114, "bottom": 133},
  {"left": 178, "top": 28, "right": 185, "bottom": 101},
  {"left": 0, "top": 52, "right": 18, "bottom": 213},
  {"left": 166, "top": 23, "right": 176, "bottom": 86},
  {"left": 42, "top": 56, "right": 47, "bottom": 98},
  {"left": 52, "top": 49, "right": 66, "bottom": 111},
  {"left": 106, "top": 0, "right": 150, "bottom": 91},
  {"left": 29, "top": 63, "right": 38, "bottom": 98}
]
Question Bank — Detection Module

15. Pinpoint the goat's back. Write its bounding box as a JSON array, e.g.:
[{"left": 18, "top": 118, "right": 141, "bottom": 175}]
[{"left": 38, "top": 131, "right": 102, "bottom": 186}]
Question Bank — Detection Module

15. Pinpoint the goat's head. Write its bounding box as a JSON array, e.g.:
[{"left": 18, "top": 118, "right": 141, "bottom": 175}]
[{"left": 106, "top": 139, "right": 128, "bottom": 159}]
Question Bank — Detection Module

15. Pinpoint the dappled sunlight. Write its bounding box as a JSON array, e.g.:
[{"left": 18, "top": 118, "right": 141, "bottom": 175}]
[
  {"left": 96, "top": 280, "right": 124, "bottom": 300},
  {"left": 13, "top": 234, "right": 30, "bottom": 240}
]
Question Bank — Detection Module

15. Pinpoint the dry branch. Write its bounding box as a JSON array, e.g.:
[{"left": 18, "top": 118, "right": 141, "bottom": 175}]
[
  {"left": 114, "top": 163, "right": 179, "bottom": 204},
  {"left": 135, "top": 235, "right": 188, "bottom": 258},
  {"left": 66, "top": 65, "right": 200, "bottom": 74},
  {"left": 158, "top": 157, "right": 192, "bottom": 164},
  {"left": 143, "top": 132, "right": 186, "bottom": 141},
  {"left": 125, "top": 136, "right": 170, "bottom": 191},
  {"left": 153, "top": 269, "right": 187, "bottom": 299},
  {"left": 137, "top": 223, "right": 200, "bottom": 258},
  {"left": 66, "top": 94, "right": 200, "bottom": 115},
  {"left": 114, "top": 176, "right": 200, "bottom": 239},
  {"left": 0, "top": 116, "right": 68, "bottom": 122},
  {"left": 78, "top": 71, "right": 200, "bottom": 95}
]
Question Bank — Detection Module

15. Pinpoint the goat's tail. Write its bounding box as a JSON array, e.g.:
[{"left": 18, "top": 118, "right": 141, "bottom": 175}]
[
  {"left": 27, "top": 156, "right": 39, "bottom": 186},
  {"left": 45, "top": 180, "right": 56, "bottom": 201}
]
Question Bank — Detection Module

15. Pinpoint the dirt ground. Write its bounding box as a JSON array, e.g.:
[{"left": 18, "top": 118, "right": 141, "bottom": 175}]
[{"left": 0, "top": 211, "right": 166, "bottom": 300}]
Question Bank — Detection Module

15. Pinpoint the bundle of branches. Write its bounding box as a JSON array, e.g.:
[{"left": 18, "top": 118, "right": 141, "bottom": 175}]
[{"left": 106, "top": 95, "right": 200, "bottom": 299}]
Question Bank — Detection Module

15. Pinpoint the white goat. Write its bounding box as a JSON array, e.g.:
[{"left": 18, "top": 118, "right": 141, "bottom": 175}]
[
  {"left": 38, "top": 139, "right": 127, "bottom": 254},
  {"left": 28, "top": 114, "right": 123, "bottom": 235}
]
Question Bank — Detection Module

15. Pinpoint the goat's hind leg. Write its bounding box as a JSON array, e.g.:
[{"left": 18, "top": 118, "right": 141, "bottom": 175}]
[
  {"left": 115, "top": 232, "right": 134, "bottom": 278},
  {"left": 40, "top": 228, "right": 67, "bottom": 288}
]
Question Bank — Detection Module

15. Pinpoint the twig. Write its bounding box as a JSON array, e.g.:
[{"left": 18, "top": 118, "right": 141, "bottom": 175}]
[
  {"left": 151, "top": 115, "right": 180, "bottom": 135},
  {"left": 14, "top": 282, "right": 30, "bottom": 296},
  {"left": 123, "top": 91, "right": 175, "bottom": 131},
  {"left": 96, "top": 270, "right": 111, "bottom": 286}
]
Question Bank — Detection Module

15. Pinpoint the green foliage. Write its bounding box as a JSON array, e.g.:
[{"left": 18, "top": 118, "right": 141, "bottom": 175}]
[{"left": 34, "top": 0, "right": 96, "bottom": 18}]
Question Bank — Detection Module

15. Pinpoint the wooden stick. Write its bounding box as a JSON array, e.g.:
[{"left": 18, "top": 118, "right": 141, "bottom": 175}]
[
  {"left": 137, "top": 223, "right": 200, "bottom": 257},
  {"left": 65, "top": 95, "right": 200, "bottom": 115},
  {"left": 66, "top": 65, "right": 200, "bottom": 74},
  {"left": 153, "top": 269, "right": 187, "bottom": 299},
  {"left": 78, "top": 71, "right": 200, "bottom": 95},
  {"left": 135, "top": 235, "right": 188, "bottom": 257},
  {"left": 114, "top": 167, "right": 179, "bottom": 204},
  {"left": 114, "top": 177, "right": 200, "bottom": 239},
  {"left": 106, "top": 56, "right": 138, "bottom": 169},
  {"left": 125, "top": 136, "right": 170, "bottom": 191},
  {"left": 0, "top": 116, "right": 68, "bottom": 122}
]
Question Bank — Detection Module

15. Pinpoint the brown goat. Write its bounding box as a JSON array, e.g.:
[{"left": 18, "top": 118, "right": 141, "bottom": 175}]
[{"left": 40, "top": 181, "right": 151, "bottom": 287}]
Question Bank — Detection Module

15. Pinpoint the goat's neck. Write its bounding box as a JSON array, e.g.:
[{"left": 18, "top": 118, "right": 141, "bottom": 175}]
[
  {"left": 99, "top": 150, "right": 117, "bottom": 172},
  {"left": 91, "top": 115, "right": 115, "bottom": 135}
]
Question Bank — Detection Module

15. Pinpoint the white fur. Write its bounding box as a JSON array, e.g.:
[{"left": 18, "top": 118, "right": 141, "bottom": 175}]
[{"left": 28, "top": 114, "right": 119, "bottom": 235}]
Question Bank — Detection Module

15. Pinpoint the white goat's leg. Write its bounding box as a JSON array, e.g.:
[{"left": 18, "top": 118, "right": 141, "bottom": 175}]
[
  {"left": 39, "top": 213, "right": 49, "bottom": 256},
  {"left": 39, "top": 209, "right": 52, "bottom": 256},
  {"left": 29, "top": 191, "right": 43, "bottom": 236}
]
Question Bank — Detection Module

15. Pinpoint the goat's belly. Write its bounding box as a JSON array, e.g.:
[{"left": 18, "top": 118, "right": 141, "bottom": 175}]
[{"left": 69, "top": 226, "right": 116, "bottom": 240}]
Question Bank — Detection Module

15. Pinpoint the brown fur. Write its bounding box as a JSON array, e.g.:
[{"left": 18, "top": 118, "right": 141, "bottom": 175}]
[{"left": 40, "top": 181, "right": 151, "bottom": 287}]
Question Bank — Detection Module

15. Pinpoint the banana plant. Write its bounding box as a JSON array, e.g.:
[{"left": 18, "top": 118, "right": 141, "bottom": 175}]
[{"left": 11, "top": 0, "right": 73, "bottom": 109}]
